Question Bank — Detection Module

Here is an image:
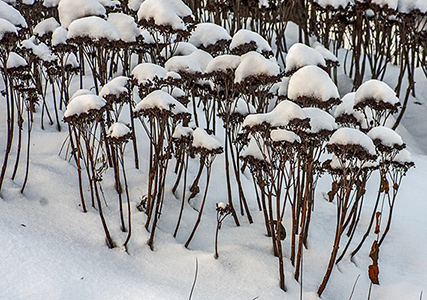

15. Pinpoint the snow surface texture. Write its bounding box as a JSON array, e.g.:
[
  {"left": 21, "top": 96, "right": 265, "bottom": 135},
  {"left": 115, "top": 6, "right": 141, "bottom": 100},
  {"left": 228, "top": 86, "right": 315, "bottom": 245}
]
[
  {"left": 312, "top": 42, "right": 339, "bottom": 63},
  {"left": 107, "top": 122, "right": 131, "bottom": 138},
  {"left": 64, "top": 94, "right": 107, "bottom": 118},
  {"left": 135, "top": 90, "right": 187, "bottom": 115},
  {"left": 328, "top": 127, "right": 377, "bottom": 155},
  {"left": 192, "top": 128, "right": 222, "bottom": 150},
  {"left": 67, "top": 16, "right": 120, "bottom": 42},
  {"left": 6, "top": 51, "right": 26, "bottom": 69},
  {"left": 354, "top": 79, "right": 399, "bottom": 107},
  {"left": 22, "top": 37, "right": 53, "bottom": 62},
  {"left": 0, "top": 18, "right": 17, "bottom": 40},
  {"left": 189, "top": 23, "right": 231, "bottom": 48},
  {"left": 367, "top": 126, "right": 404, "bottom": 147},
  {"left": 58, "top": 0, "right": 106, "bottom": 29},
  {"left": 302, "top": 107, "right": 338, "bottom": 133},
  {"left": 131, "top": 63, "right": 167, "bottom": 85},
  {"left": 271, "top": 129, "right": 301, "bottom": 143},
  {"left": 165, "top": 49, "right": 213, "bottom": 74},
  {"left": 52, "top": 26, "right": 68, "bottom": 46},
  {"left": 0, "top": 1, "right": 27, "bottom": 28},
  {"left": 137, "top": 0, "right": 193, "bottom": 31},
  {"left": 234, "top": 51, "right": 279, "bottom": 83},
  {"left": 287, "top": 65, "right": 339, "bottom": 101},
  {"left": 107, "top": 13, "right": 141, "bottom": 43},
  {"left": 230, "top": 29, "right": 272, "bottom": 54},
  {"left": 285, "top": 43, "right": 326, "bottom": 73},
  {"left": 99, "top": 76, "right": 130, "bottom": 97},
  {"left": 205, "top": 54, "right": 241, "bottom": 74},
  {"left": 34, "top": 17, "right": 60, "bottom": 37}
]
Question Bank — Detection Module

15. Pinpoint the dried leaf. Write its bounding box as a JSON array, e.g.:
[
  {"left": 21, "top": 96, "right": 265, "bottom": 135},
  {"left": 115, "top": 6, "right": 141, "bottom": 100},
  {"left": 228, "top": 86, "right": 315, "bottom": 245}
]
[
  {"left": 369, "top": 240, "right": 379, "bottom": 264},
  {"left": 375, "top": 212, "right": 381, "bottom": 234},
  {"left": 380, "top": 177, "right": 389, "bottom": 194},
  {"left": 368, "top": 264, "right": 380, "bottom": 285},
  {"left": 328, "top": 181, "right": 339, "bottom": 202}
]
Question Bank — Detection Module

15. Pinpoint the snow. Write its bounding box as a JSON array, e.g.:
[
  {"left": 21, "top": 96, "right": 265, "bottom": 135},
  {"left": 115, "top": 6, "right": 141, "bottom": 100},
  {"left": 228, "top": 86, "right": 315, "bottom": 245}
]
[
  {"left": 393, "top": 149, "right": 413, "bottom": 163},
  {"left": 354, "top": 79, "right": 399, "bottom": 107},
  {"left": 131, "top": 63, "right": 167, "bottom": 85},
  {"left": 230, "top": 29, "right": 272, "bottom": 55},
  {"left": 234, "top": 52, "right": 280, "bottom": 83},
  {"left": 165, "top": 49, "right": 213, "bottom": 74},
  {"left": 0, "top": 1, "right": 27, "bottom": 28},
  {"left": 371, "top": 0, "right": 398, "bottom": 9},
  {"left": 192, "top": 128, "right": 222, "bottom": 150},
  {"left": 287, "top": 65, "right": 339, "bottom": 102},
  {"left": 161, "top": 86, "right": 185, "bottom": 99},
  {"left": 367, "top": 126, "right": 404, "bottom": 148},
  {"left": 312, "top": 42, "right": 339, "bottom": 63},
  {"left": 21, "top": 37, "right": 53, "bottom": 62},
  {"left": 107, "top": 122, "right": 131, "bottom": 139},
  {"left": 128, "top": 0, "right": 144, "bottom": 11},
  {"left": 99, "top": 76, "right": 130, "bottom": 97},
  {"left": 161, "top": 42, "right": 197, "bottom": 58},
  {"left": 231, "top": 98, "right": 256, "bottom": 116},
  {"left": 302, "top": 107, "right": 338, "bottom": 134},
  {"left": 313, "top": 0, "right": 353, "bottom": 9},
  {"left": 285, "top": 43, "right": 326, "bottom": 74},
  {"left": 64, "top": 53, "right": 79, "bottom": 68},
  {"left": 58, "top": 0, "right": 106, "bottom": 29},
  {"left": 64, "top": 94, "right": 107, "bottom": 118},
  {"left": 107, "top": 13, "right": 141, "bottom": 43},
  {"left": 70, "top": 89, "right": 95, "bottom": 101},
  {"left": 277, "top": 77, "right": 290, "bottom": 97},
  {"left": 271, "top": 129, "right": 301, "bottom": 144},
  {"left": 189, "top": 23, "right": 231, "bottom": 48},
  {"left": 172, "top": 125, "right": 193, "bottom": 139},
  {"left": 97, "top": 0, "right": 120, "bottom": 8},
  {"left": 43, "top": 0, "right": 60, "bottom": 8},
  {"left": 6, "top": 51, "right": 27, "bottom": 69},
  {"left": 241, "top": 137, "right": 265, "bottom": 161},
  {"left": 165, "top": 71, "right": 182, "bottom": 80},
  {"left": 134, "top": 90, "right": 188, "bottom": 115},
  {"left": 67, "top": 16, "right": 120, "bottom": 42},
  {"left": 205, "top": 54, "right": 241, "bottom": 74},
  {"left": 34, "top": 18, "right": 60, "bottom": 37},
  {"left": 217, "top": 202, "right": 227, "bottom": 209},
  {"left": 0, "top": 18, "right": 17, "bottom": 40},
  {"left": 52, "top": 27, "right": 68, "bottom": 46},
  {"left": 243, "top": 100, "right": 306, "bottom": 128},
  {"left": 328, "top": 127, "right": 377, "bottom": 156},
  {"left": 137, "top": 0, "right": 193, "bottom": 31},
  {"left": 398, "top": 0, "right": 427, "bottom": 13}
]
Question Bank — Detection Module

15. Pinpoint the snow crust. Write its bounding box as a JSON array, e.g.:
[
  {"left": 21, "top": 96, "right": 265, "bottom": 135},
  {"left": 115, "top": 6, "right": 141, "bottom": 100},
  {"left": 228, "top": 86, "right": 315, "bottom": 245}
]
[
  {"left": 165, "top": 49, "right": 213, "bottom": 74},
  {"left": 107, "top": 13, "right": 141, "bottom": 43},
  {"left": 234, "top": 52, "right": 279, "bottom": 83},
  {"left": 328, "top": 127, "right": 376, "bottom": 155},
  {"left": 354, "top": 79, "right": 399, "bottom": 107},
  {"left": 64, "top": 94, "right": 107, "bottom": 118},
  {"left": 131, "top": 63, "right": 167, "bottom": 85},
  {"left": 34, "top": 18, "right": 60, "bottom": 37},
  {"left": 189, "top": 23, "right": 231, "bottom": 48},
  {"left": 285, "top": 43, "right": 326, "bottom": 73},
  {"left": 0, "top": 1, "right": 27, "bottom": 28},
  {"left": 0, "top": 18, "right": 17, "bottom": 40},
  {"left": 205, "top": 55, "right": 241, "bottom": 74},
  {"left": 243, "top": 100, "right": 306, "bottom": 128},
  {"left": 135, "top": 90, "right": 187, "bottom": 115},
  {"left": 107, "top": 122, "right": 131, "bottom": 138},
  {"left": 58, "top": 0, "right": 106, "bottom": 29},
  {"left": 67, "top": 16, "right": 120, "bottom": 42},
  {"left": 99, "top": 76, "right": 130, "bottom": 97},
  {"left": 192, "top": 128, "right": 222, "bottom": 150},
  {"left": 367, "top": 126, "right": 403, "bottom": 148},
  {"left": 230, "top": 29, "right": 272, "bottom": 54},
  {"left": 271, "top": 129, "right": 301, "bottom": 144},
  {"left": 6, "top": 52, "right": 27, "bottom": 69},
  {"left": 302, "top": 107, "right": 338, "bottom": 133},
  {"left": 137, "top": 0, "right": 193, "bottom": 31},
  {"left": 287, "top": 65, "right": 339, "bottom": 102}
]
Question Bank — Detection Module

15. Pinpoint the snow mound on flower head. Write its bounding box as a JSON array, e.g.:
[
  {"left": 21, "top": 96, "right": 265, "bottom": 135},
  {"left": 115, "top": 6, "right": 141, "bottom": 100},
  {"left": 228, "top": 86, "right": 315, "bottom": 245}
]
[
  {"left": 371, "top": 0, "right": 398, "bottom": 9},
  {"left": 97, "top": 0, "right": 120, "bottom": 9},
  {"left": 313, "top": 0, "right": 353, "bottom": 9},
  {"left": 231, "top": 98, "right": 256, "bottom": 116},
  {"left": 128, "top": 0, "right": 144, "bottom": 11},
  {"left": 271, "top": 129, "right": 301, "bottom": 144},
  {"left": 6, "top": 52, "right": 26, "bottom": 69},
  {"left": 107, "top": 13, "right": 141, "bottom": 43},
  {"left": 64, "top": 53, "right": 79, "bottom": 68},
  {"left": 58, "top": 0, "right": 106, "bottom": 29},
  {"left": 135, "top": 90, "right": 188, "bottom": 115},
  {"left": 52, "top": 27, "right": 68, "bottom": 46},
  {"left": 22, "top": 37, "right": 53, "bottom": 62},
  {"left": 165, "top": 49, "right": 213, "bottom": 74},
  {"left": 288, "top": 65, "right": 339, "bottom": 102},
  {"left": 241, "top": 137, "right": 265, "bottom": 161},
  {"left": 68, "top": 16, "right": 120, "bottom": 42},
  {"left": 64, "top": 94, "right": 106, "bottom": 118},
  {"left": 367, "top": 126, "right": 404, "bottom": 148},
  {"left": 172, "top": 125, "right": 193, "bottom": 139},
  {"left": 34, "top": 18, "right": 60, "bottom": 37},
  {"left": 0, "top": 1, "right": 27, "bottom": 28},
  {"left": 99, "top": 76, "right": 130, "bottom": 97},
  {"left": 205, "top": 54, "right": 241, "bottom": 74},
  {"left": 230, "top": 29, "right": 272, "bottom": 54},
  {"left": 70, "top": 89, "right": 95, "bottom": 102},
  {"left": 354, "top": 79, "right": 399, "bottom": 107},
  {"left": 285, "top": 43, "right": 326, "bottom": 73},
  {"left": 192, "top": 128, "right": 222, "bottom": 150},
  {"left": 398, "top": 0, "right": 427, "bottom": 13},
  {"left": 189, "top": 23, "right": 231, "bottom": 48},
  {"left": 243, "top": 100, "right": 306, "bottom": 128},
  {"left": 302, "top": 107, "right": 338, "bottom": 133},
  {"left": 234, "top": 52, "right": 279, "bottom": 83},
  {"left": 393, "top": 149, "right": 412, "bottom": 163},
  {"left": 131, "top": 63, "right": 167, "bottom": 85},
  {"left": 107, "top": 122, "right": 131, "bottom": 139},
  {"left": 43, "top": 0, "right": 60, "bottom": 8},
  {"left": 161, "top": 42, "right": 198, "bottom": 58},
  {"left": 328, "top": 127, "right": 376, "bottom": 155},
  {"left": 312, "top": 42, "right": 338, "bottom": 63},
  {"left": 0, "top": 18, "right": 17, "bottom": 40},
  {"left": 137, "top": 0, "right": 193, "bottom": 31}
]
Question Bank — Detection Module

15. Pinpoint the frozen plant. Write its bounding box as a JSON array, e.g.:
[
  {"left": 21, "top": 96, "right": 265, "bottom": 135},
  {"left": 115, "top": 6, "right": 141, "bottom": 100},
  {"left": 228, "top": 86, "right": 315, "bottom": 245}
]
[{"left": 214, "top": 202, "right": 232, "bottom": 259}]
